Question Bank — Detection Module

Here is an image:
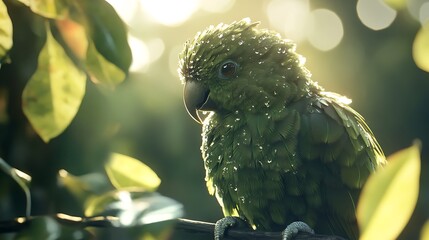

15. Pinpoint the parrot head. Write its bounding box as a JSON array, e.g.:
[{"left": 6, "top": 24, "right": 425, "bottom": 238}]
[{"left": 179, "top": 18, "right": 314, "bottom": 123}]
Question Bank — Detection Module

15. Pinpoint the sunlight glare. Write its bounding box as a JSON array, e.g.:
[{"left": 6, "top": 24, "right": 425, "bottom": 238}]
[
  {"left": 306, "top": 9, "right": 344, "bottom": 51},
  {"left": 357, "top": 0, "right": 397, "bottom": 30},
  {"left": 105, "top": 0, "right": 139, "bottom": 24},
  {"left": 266, "top": 0, "right": 310, "bottom": 42},
  {"left": 140, "top": 0, "right": 199, "bottom": 26},
  {"left": 117, "top": 191, "right": 137, "bottom": 226},
  {"left": 200, "top": 0, "right": 235, "bottom": 13},
  {"left": 146, "top": 38, "right": 165, "bottom": 63}
]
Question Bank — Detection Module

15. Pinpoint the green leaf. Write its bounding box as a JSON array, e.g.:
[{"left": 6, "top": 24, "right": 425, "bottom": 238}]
[
  {"left": 421, "top": 220, "right": 429, "bottom": 240},
  {"left": 22, "top": 25, "right": 86, "bottom": 142},
  {"left": 413, "top": 23, "right": 429, "bottom": 73},
  {"left": 105, "top": 153, "right": 161, "bottom": 191},
  {"left": 85, "top": 41, "right": 126, "bottom": 87},
  {"left": 0, "top": 0, "right": 13, "bottom": 61},
  {"left": 55, "top": 18, "right": 88, "bottom": 60},
  {"left": 357, "top": 142, "right": 421, "bottom": 240},
  {"left": 383, "top": 0, "right": 407, "bottom": 10},
  {"left": 0, "top": 158, "right": 32, "bottom": 217},
  {"left": 16, "top": 0, "right": 69, "bottom": 19},
  {"left": 78, "top": 0, "right": 132, "bottom": 73},
  {"left": 58, "top": 169, "right": 110, "bottom": 202}
]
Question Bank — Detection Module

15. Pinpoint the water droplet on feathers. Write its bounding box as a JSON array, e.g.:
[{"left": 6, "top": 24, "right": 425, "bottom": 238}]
[
  {"left": 264, "top": 101, "right": 271, "bottom": 107},
  {"left": 238, "top": 40, "right": 244, "bottom": 45}
]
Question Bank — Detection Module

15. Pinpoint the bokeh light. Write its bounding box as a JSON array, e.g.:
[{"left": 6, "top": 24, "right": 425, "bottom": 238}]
[
  {"left": 357, "top": 0, "right": 397, "bottom": 30},
  {"left": 128, "top": 34, "right": 149, "bottom": 72},
  {"left": 407, "top": 0, "right": 429, "bottom": 21},
  {"left": 306, "top": 9, "right": 344, "bottom": 51},
  {"left": 140, "top": 0, "right": 200, "bottom": 26},
  {"left": 128, "top": 37, "right": 165, "bottom": 73},
  {"left": 146, "top": 38, "right": 165, "bottom": 64},
  {"left": 266, "top": 0, "right": 310, "bottom": 42},
  {"left": 420, "top": 2, "right": 429, "bottom": 24}
]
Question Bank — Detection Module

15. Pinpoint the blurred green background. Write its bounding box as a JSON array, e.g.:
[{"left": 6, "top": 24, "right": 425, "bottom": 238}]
[{"left": 1, "top": 0, "right": 429, "bottom": 239}]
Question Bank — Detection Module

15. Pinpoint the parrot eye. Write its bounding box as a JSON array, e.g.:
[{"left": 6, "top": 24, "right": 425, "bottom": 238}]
[{"left": 218, "top": 60, "right": 239, "bottom": 79}]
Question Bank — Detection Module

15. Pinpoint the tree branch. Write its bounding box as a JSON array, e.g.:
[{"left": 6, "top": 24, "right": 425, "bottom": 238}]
[
  {"left": 0, "top": 215, "right": 347, "bottom": 239},
  {"left": 175, "top": 218, "right": 347, "bottom": 240}
]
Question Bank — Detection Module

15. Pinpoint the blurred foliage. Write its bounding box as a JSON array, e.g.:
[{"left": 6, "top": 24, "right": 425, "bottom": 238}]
[
  {"left": 13, "top": 0, "right": 132, "bottom": 142},
  {"left": 421, "top": 220, "right": 429, "bottom": 240},
  {"left": 357, "top": 143, "right": 421, "bottom": 240},
  {"left": 384, "top": 0, "right": 407, "bottom": 10},
  {"left": 58, "top": 169, "right": 182, "bottom": 240},
  {"left": 14, "top": 216, "right": 92, "bottom": 240},
  {"left": 0, "top": 0, "right": 180, "bottom": 239},
  {"left": 0, "top": 0, "right": 12, "bottom": 60},
  {"left": 413, "top": 23, "right": 429, "bottom": 73},
  {"left": 0, "top": 158, "right": 31, "bottom": 217},
  {"left": 104, "top": 153, "right": 161, "bottom": 191}
]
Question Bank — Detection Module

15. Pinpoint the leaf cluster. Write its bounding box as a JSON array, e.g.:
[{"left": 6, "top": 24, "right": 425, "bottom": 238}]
[
  {"left": 0, "top": 153, "right": 183, "bottom": 239},
  {"left": 0, "top": 0, "right": 131, "bottom": 142}
]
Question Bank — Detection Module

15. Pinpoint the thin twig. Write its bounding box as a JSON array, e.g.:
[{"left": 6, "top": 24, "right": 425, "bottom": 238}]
[{"left": 0, "top": 214, "right": 119, "bottom": 233}]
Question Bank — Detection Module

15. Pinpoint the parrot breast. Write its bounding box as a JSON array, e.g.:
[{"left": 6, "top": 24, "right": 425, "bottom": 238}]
[{"left": 202, "top": 102, "right": 322, "bottom": 231}]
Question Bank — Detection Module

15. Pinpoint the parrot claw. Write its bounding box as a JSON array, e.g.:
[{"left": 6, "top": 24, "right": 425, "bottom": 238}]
[
  {"left": 282, "top": 221, "right": 315, "bottom": 240},
  {"left": 214, "top": 216, "right": 250, "bottom": 240}
]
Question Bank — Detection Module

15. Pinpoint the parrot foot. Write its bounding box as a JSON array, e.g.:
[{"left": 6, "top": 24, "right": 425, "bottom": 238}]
[
  {"left": 214, "top": 216, "right": 250, "bottom": 240},
  {"left": 281, "top": 221, "right": 314, "bottom": 240}
]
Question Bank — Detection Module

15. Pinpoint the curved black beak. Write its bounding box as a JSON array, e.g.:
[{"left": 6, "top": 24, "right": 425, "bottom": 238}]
[{"left": 183, "top": 81, "right": 216, "bottom": 124}]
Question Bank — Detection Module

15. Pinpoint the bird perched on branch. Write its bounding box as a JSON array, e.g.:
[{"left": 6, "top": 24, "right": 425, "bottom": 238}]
[{"left": 178, "top": 18, "right": 386, "bottom": 240}]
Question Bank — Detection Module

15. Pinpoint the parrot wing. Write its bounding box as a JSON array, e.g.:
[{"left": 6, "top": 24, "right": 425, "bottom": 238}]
[{"left": 290, "top": 92, "right": 385, "bottom": 239}]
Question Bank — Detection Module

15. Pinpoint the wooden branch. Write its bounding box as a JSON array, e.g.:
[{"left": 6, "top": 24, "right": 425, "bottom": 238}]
[
  {"left": 0, "top": 215, "right": 347, "bottom": 240},
  {"left": 175, "top": 218, "right": 347, "bottom": 240}
]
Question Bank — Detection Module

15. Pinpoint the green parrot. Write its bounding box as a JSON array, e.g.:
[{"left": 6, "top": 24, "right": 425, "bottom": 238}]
[{"left": 179, "top": 18, "right": 386, "bottom": 240}]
